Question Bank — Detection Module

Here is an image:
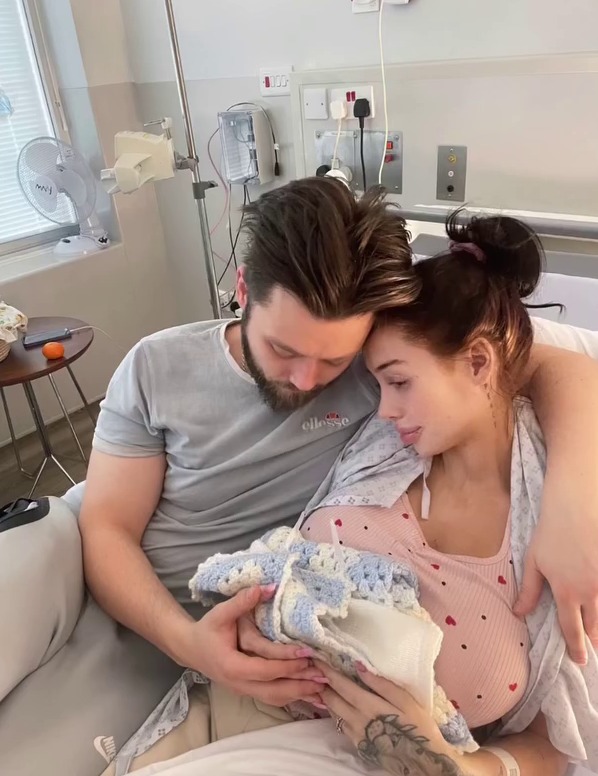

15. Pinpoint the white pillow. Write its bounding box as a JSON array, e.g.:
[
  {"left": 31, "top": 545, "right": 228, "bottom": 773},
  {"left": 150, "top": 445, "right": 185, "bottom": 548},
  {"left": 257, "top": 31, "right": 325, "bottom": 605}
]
[
  {"left": 532, "top": 317, "right": 598, "bottom": 361},
  {"left": 529, "top": 271, "right": 598, "bottom": 360}
]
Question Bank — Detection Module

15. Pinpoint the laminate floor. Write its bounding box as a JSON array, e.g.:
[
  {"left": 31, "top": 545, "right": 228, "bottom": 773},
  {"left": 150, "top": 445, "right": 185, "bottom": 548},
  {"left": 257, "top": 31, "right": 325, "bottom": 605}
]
[{"left": 0, "top": 403, "right": 97, "bottom": 507}]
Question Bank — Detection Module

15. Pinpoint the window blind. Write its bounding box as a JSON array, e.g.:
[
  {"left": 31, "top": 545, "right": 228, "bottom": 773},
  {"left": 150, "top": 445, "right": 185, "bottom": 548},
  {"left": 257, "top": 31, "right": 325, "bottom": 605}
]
[{"left": 0, "top": 0, "right": 60, "bottom": 249}]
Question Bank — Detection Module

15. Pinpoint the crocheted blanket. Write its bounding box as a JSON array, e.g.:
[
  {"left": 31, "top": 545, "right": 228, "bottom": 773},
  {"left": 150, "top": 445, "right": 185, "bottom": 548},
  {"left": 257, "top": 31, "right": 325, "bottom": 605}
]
[{"left": 189, "top": 526, "right": 477, "bottom": 755}]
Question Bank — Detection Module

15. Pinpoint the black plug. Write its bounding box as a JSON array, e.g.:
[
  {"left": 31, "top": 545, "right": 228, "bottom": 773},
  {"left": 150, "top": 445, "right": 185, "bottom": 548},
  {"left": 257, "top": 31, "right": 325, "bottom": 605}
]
[
  {"left": 353, "top": 98, "right": 371, "bottom": 129},
  {"left": 353, "top": 98, "right": 371, "bottom": 191}
]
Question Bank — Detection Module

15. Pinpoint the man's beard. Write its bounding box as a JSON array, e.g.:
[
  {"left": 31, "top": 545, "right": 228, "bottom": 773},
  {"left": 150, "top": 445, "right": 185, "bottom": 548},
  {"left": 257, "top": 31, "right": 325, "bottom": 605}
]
[{"left": 240, "top": 324, "right": 324, "bottom": 412}]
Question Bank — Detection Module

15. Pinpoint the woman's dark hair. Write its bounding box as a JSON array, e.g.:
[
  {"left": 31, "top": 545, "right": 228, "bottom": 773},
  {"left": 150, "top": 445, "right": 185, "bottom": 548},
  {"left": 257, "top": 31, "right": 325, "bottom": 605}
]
[{"left": 375, "top": 210, "right": 552, "bottom": 394}]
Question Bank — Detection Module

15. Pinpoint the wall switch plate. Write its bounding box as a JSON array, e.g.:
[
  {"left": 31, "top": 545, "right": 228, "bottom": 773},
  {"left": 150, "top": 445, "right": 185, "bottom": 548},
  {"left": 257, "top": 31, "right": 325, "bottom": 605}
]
[
  {"left": 329, "top": 86, "right": 375, "bottom": 119},
  {"left": 303, "top": 88, "right": 329, "bottom": 120},
  {"left": 352, "top": 0, "right": 380, "bottom": 13},
  {"left": 436, "top": 145, "right": 467, "bottom": 202},
  {"left": 260, "top": 66, "right": 293, "bottom": 97}
]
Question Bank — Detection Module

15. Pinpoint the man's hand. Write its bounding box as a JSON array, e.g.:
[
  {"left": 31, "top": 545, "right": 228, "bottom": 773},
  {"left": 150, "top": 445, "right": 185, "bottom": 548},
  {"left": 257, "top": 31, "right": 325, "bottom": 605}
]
[
  {"left": 177, "top": 585, "right": 329, "bottom": 707},
  {"left": 521, "top": 343, "right": 598, "bottom": 665},
  {"left": 515, "top": 518, "right": 598, "bottom": 665}
]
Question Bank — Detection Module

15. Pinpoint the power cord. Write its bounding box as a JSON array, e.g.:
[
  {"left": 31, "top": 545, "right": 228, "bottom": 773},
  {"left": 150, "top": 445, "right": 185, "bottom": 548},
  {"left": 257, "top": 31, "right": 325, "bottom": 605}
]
[
  {"left": 354, "top": 98, "right": 371, "bottom": 192},
  {"left": 68, "top": 325, "right": 127, "bottom": 353},
  {"left": 206, "top": 127, "right": 231, "bottom": 255},
  {"left": 330, "top": 100, "right": 348, "bottom": 169},
  {"left": 218, "top": 184, "right": 249, "bottom": 289},
  {"left": 378, "top": 0, "right": 389, "bottom": 185},
  {"left": 227, "top": 192, "right": 237, "bottom": 272},
  {"left": 220, "top": 184, "right": 254, "bottom": 311},
  {"left": 360, "top": 128, "right": 367, "bottom": 191}
]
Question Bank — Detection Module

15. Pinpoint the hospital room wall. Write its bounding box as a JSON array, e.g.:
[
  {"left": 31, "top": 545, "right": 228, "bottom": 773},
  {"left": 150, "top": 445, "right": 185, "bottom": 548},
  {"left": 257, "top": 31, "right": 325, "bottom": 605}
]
[
  {"left": 0, "top": 0, "right": 178, "bottom": 447},
  {"left": 120, "top": 0, "right": 598, "bottom": 323}
]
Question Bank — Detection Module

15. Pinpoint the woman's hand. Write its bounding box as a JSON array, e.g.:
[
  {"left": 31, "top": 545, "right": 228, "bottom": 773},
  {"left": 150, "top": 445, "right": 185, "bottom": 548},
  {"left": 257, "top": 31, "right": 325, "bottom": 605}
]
[{"left": 316, "top": 661, "right": 467, "bottom": 775}]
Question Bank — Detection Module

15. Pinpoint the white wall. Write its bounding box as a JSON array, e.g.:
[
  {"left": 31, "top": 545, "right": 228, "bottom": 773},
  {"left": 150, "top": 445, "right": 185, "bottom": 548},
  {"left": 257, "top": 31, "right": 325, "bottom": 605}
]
[
  {"left": 0, "top": 244, "right": 175, "bottom": 449},
  {"left": 121, "top": 0, "right": 598, "bottom": 84},
  {"left": 293, "top": 57, "right": 598, "bottom": 217},
  {"left": 39, "top": 0, "right": 133, "bottom": 89},
  {"left": 116, "top": 0, "right": 598, "bottom": 324},
  {"left": 36, "top": 0, "right": 87, "bottom": 90}
]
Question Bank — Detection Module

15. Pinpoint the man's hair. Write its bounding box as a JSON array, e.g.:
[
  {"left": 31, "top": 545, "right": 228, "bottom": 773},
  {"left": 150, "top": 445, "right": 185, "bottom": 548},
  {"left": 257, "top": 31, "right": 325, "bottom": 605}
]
[{"left": 241, "top": 177, "right": 419, "bottom": 318}]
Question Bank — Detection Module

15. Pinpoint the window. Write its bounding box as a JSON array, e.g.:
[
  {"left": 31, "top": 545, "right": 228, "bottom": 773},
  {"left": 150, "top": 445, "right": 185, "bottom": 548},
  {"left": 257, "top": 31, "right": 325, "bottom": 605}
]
[{"left": 0, "top": 0, "right": 70, "bottom": 256}]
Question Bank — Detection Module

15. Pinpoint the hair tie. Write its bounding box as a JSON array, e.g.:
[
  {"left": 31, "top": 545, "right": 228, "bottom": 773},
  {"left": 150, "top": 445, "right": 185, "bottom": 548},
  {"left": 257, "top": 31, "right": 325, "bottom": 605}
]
[{"left": 449, "top": 241, "right": 486, "bottom": 263}]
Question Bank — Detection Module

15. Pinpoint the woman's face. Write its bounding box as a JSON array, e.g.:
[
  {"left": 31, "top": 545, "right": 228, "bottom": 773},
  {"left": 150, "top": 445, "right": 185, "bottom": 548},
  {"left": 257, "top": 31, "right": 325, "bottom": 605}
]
[{"left": 365, "top": 326, "right": 489, "bottom": 457}]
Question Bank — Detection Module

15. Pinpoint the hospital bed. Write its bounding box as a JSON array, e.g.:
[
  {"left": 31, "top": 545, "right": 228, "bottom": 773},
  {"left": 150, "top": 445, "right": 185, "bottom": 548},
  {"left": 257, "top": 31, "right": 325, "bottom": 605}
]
[{"left": 411, "top": 230, "right": 598, "bottom": 339}]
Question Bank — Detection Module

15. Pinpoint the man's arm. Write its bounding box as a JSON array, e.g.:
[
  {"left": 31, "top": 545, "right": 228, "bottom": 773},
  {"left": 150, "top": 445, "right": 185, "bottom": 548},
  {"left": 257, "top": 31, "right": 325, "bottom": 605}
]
[
  {"left": 79, "top": 451, "right": 193, "bottom": 660},
  {"left": 517, "top": 343, "right": 598, "bottom": 663},
  {"left": 80, "top": 450, "right": 327, "bottom": 706}
]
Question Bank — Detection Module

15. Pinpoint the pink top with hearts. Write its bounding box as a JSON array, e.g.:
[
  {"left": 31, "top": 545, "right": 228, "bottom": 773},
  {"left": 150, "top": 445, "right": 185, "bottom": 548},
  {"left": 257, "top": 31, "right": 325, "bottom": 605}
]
[{"left": 301, "top": 493, "right": 530, "bottom": 729}]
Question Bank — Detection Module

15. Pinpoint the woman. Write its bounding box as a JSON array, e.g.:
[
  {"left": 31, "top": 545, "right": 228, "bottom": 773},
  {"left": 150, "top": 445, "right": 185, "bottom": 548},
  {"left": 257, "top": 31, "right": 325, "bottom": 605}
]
[
  {"left": 298, "top": 211, "right": 597, "bottom": 775},
  {"left": 120, "top": 212, "right": 597, "bottom": 776}
]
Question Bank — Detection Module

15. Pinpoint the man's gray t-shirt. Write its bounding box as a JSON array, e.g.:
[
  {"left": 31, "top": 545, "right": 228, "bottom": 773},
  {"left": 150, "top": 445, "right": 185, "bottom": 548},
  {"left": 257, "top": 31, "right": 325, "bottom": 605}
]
[{"left": 92, "top": 320, "right": 378, "bottom": 604}]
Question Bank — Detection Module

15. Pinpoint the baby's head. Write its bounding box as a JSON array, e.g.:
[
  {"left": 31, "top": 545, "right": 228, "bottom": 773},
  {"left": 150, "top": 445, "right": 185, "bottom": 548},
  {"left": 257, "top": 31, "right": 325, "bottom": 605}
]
[{"left": 365, "top": 211, "right": 549, "bottom": 456}]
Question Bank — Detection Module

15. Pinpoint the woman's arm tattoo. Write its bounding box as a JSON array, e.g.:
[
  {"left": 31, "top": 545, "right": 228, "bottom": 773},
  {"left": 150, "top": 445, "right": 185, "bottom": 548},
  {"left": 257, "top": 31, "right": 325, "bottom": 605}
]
[{"left": 357, "top": 714, "right": 471, "bottom": 776}]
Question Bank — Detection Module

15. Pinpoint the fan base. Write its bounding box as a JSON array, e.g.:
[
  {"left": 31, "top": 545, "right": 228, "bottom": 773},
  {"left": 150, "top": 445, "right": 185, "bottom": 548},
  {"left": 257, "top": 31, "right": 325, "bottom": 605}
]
[{"left": 54, "top": 235, "right": 109, "bottom": 258}]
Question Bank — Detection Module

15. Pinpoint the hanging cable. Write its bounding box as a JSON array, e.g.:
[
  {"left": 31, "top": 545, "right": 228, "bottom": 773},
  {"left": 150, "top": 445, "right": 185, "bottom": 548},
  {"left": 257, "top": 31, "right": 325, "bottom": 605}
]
[
  {"left": 378, "top": 0, "right": 389, "bottom": 186},
  {"left": 330, "top": 100, "right": 347, "bottom": 170},
  {"left": 333, "top": 118, "right": 343, "bottom": 168},
  {"left": 360, "top": 127, "right": 367, "bottom": 191},
  {"left": 354, "top": 98, "right": 371, "bottom": 193},
  {"left": 207, "top": 128, "right": 230, "bottom": 239},
  {"left": 217, "top": 184, "right": 249, "bottom": 286}
]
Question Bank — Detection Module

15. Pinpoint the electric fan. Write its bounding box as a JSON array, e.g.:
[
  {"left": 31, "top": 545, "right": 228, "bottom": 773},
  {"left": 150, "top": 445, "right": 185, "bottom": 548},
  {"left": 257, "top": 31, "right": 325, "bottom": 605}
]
[{"left": 17, "top": 137, "right": 110, "bottom": 256}]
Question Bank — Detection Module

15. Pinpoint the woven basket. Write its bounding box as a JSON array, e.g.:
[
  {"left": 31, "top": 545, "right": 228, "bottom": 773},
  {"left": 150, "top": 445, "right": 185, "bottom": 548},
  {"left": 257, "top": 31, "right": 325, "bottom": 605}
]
[{"left": 0, "top": 340, "right": 10, "bottom": 363}]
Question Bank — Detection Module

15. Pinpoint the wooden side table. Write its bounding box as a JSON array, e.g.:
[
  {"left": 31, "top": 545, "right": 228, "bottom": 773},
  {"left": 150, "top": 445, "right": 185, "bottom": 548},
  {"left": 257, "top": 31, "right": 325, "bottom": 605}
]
[{"left": 0, "top": 316, "right": 96, "bottom": 497}]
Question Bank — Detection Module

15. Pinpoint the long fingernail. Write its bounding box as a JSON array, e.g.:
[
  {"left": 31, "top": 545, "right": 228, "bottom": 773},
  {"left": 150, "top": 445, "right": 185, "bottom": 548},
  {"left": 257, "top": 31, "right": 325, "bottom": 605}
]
[
  {"left": 260, "top": 584, "right": 277, "bottom": 600},
  {"left": 312, "top": 676, "right": 330, "bottom": 685},
  {"left": 356, "top": 661, "right": 367, "bottom": 673},
  {"left": 296, "top": 648, "right": 315, "bottom": 658},
  {"left": 312, "top": 702, "right": 328, "bottom": 710}
]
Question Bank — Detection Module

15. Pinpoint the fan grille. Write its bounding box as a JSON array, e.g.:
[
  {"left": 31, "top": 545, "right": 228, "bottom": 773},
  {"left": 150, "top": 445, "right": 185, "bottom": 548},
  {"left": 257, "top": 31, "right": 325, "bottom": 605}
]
[{"left": 17, "top": 137, "right": 95, "bottom": 225}]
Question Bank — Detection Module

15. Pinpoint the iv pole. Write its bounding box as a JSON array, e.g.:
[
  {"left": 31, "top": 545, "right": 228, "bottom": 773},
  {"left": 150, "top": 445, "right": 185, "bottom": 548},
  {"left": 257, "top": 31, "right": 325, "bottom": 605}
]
[{"left": 163, "top": 0, "right": 222, "bottom": 319}]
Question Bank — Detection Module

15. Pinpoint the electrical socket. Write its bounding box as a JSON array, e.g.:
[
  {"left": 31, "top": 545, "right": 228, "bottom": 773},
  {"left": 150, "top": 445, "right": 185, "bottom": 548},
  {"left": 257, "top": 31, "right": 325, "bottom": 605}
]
[
  {"left": 329, "top": 86, "right": 375, "bottom": 120},
  {"left": 352, "top": 0, "right": 380, "bottom": 13}
]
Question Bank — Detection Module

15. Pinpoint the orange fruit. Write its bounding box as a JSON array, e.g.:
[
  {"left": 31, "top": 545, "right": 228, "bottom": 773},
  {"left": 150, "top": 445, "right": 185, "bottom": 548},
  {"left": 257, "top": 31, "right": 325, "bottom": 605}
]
[{"left": 42, "top": 342, "right": 65, "bottom": 360}]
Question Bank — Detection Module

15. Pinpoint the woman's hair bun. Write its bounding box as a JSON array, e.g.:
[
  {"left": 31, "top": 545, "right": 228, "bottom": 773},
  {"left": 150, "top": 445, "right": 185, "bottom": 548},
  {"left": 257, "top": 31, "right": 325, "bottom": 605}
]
[{"left": 446, "top": 209, "right": 544, "bottom": 300}]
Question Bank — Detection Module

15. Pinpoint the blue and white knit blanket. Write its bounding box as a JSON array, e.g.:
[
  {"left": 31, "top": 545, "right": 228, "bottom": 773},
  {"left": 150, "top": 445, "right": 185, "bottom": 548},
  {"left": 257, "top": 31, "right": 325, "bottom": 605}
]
[{"left": 189, "top": 526, "right": 477, "bottom": 754}]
